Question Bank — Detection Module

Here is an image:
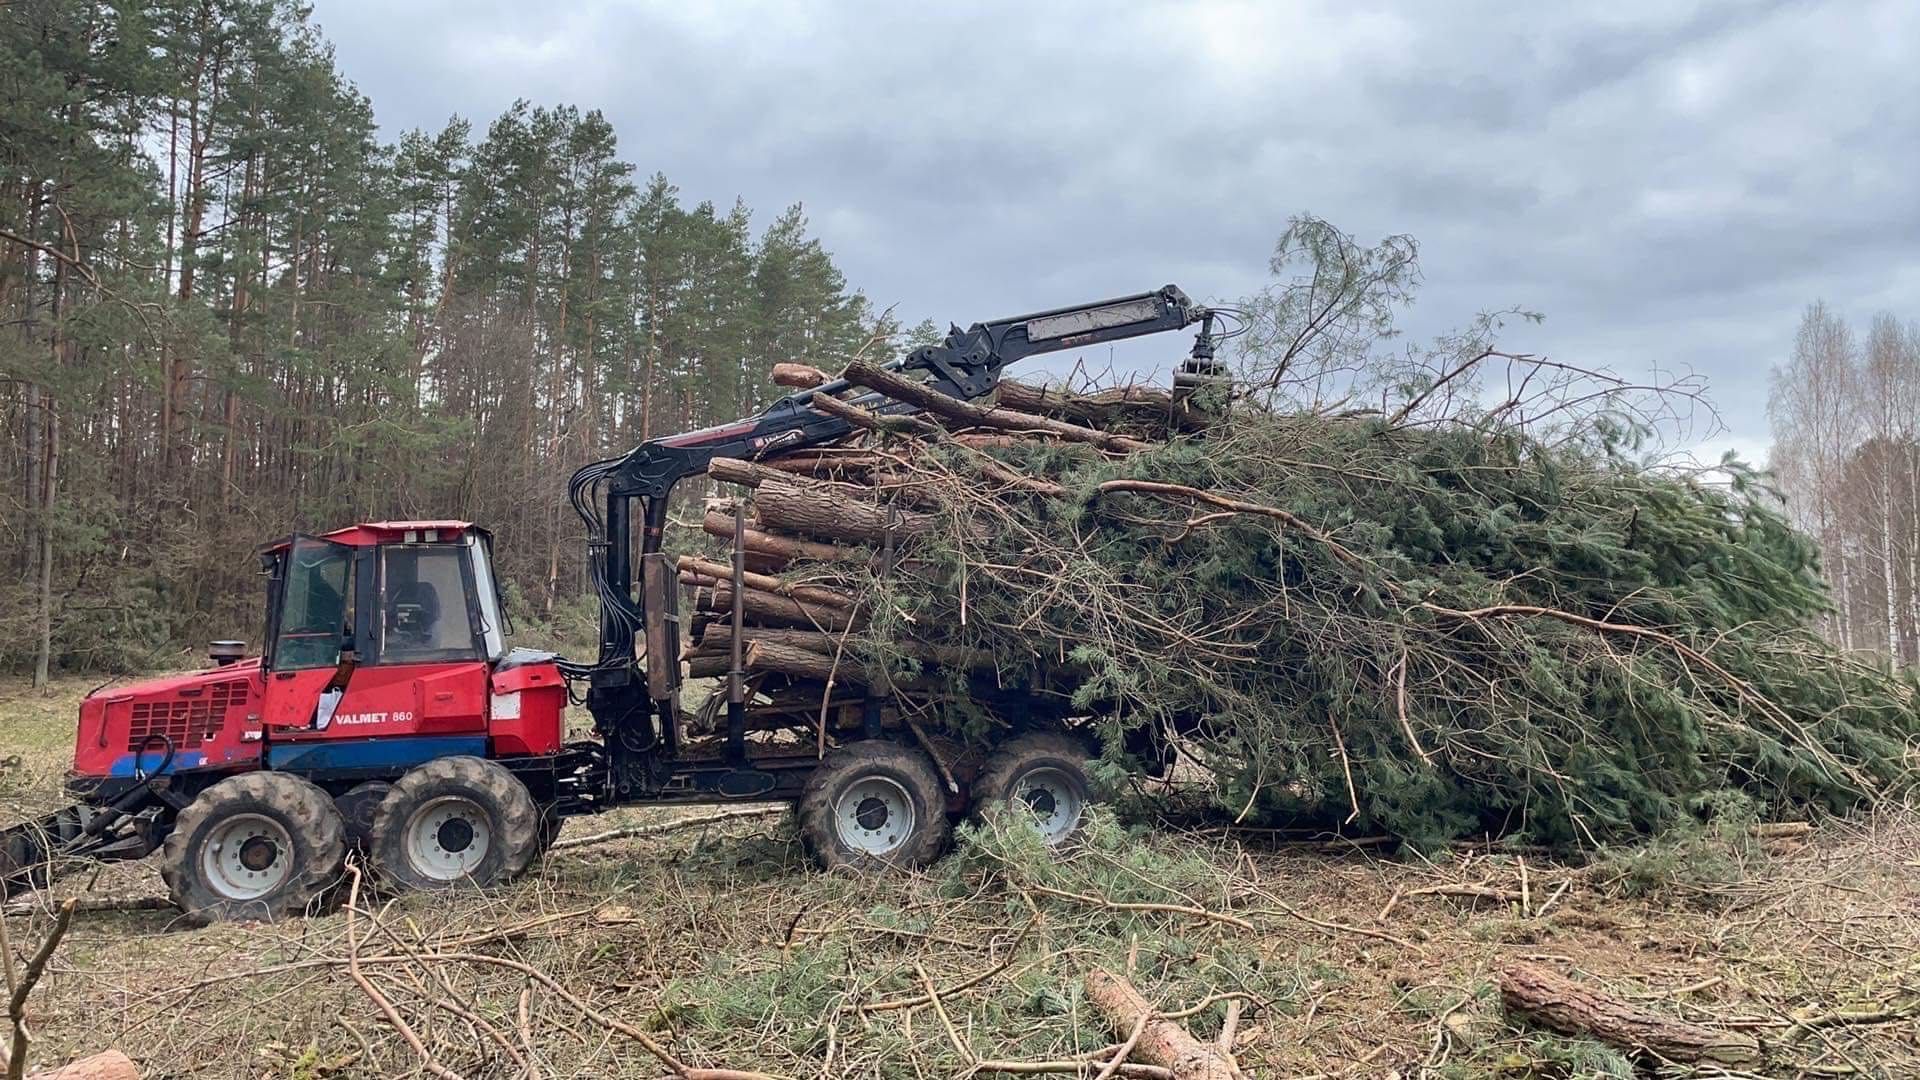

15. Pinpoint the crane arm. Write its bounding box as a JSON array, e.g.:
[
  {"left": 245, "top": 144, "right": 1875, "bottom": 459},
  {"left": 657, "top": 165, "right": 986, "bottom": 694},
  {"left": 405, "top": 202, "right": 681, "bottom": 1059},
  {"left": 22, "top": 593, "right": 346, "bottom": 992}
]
[{"left": 567, "top": 284, "right": 1212, "bottom": 774}]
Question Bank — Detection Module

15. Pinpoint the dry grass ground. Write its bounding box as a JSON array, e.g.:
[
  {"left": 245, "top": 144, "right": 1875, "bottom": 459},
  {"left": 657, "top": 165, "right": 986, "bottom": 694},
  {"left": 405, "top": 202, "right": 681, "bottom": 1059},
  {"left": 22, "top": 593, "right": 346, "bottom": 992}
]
[{"left": 0, "top": 676, "right": 1915, "bottom": 1078}]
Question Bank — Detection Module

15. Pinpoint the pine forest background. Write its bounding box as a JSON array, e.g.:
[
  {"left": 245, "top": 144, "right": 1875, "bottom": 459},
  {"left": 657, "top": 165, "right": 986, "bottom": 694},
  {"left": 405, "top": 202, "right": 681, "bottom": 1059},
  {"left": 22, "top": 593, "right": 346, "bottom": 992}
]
[
  {"left": 4, "top": 1, "right": 1917, "bottom": 685},
  {"left": 1, "top": 1, "right": 904, "bottom": 680}
]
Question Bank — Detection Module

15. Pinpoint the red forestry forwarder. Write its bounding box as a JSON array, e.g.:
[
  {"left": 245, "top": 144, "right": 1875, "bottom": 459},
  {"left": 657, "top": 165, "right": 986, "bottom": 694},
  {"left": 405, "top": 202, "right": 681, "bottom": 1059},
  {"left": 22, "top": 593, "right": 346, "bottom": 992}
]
[{"left": 1, "top": 287, "right": 1227, "bottom": 922}]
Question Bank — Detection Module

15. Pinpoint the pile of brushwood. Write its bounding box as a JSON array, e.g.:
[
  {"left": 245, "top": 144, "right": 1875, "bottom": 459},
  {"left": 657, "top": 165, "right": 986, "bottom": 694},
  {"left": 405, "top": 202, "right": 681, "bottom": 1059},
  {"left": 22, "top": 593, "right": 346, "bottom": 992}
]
[{"left": 681, "top": 359, "right": 1919, "bottom": 851}]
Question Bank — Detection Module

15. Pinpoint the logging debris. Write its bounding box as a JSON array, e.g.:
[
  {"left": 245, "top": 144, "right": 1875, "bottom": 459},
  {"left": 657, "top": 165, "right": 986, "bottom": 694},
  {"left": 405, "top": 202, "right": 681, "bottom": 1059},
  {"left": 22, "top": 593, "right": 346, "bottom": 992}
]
[{"left": 683, "top": 364, "right": 1919, "bottom": 850}]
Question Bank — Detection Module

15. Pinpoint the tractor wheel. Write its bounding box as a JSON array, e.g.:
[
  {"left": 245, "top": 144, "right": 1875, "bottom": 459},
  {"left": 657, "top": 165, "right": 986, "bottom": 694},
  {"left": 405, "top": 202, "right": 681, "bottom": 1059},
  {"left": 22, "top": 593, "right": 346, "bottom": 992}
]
[
  {"left": 334, "top": 780, "right": 392, "bottom": 852},
  {"left": 160, "top": 772, "right": 347, "bottom": 924},
  {"left": 798, "top": 740, "right": 949, "bottom": 871},
  {"left": 973, "top": 731, "right": 1099, "bottom": 846},
  {"left": 369, "top": 757, "right": 539, "bottom": 892}
]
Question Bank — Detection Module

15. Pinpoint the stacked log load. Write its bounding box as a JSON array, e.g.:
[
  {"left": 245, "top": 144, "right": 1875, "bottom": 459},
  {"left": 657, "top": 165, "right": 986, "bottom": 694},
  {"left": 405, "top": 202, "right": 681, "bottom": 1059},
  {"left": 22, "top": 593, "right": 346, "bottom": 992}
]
[
  {"left": 677, "top": 361, "right": 1191, "bottom": 741},
  {"left": 674, "top": 358, "right": 1919, "bottom": 851}
]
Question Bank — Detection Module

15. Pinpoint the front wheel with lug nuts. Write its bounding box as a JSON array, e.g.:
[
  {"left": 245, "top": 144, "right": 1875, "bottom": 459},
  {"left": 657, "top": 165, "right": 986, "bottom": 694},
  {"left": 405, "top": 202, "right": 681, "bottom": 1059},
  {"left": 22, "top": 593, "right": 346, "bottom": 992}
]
[
  {"left": 370, "top": 756, "right": 539, "bottom": 892},
  {"left": 160, "top": 771, "right": 346, "bottom": 924},
  {"left": 972, "top": 731, "right": 1099, "bottom": 846},
  {"left": 798, "top": 740, "right": 949, "bottom": 871}
]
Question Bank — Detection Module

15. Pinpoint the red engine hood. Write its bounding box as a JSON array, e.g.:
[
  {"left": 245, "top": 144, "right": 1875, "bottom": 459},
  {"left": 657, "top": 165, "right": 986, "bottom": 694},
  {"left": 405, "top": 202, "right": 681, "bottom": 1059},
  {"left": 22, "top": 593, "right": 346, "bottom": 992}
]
[
  {"left": 83, "top": 658, "right": 265, "bottom": 704},
  {"left": 75, "top": 660, "right": 266, "bottom": 782}
]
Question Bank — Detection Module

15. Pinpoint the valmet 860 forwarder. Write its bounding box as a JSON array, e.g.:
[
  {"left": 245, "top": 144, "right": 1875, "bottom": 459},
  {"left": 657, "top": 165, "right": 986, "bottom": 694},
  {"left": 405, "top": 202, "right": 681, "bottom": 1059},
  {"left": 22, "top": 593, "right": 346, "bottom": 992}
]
[{"left": 0, "top": 285, "right": 1226, "bottom": 922}]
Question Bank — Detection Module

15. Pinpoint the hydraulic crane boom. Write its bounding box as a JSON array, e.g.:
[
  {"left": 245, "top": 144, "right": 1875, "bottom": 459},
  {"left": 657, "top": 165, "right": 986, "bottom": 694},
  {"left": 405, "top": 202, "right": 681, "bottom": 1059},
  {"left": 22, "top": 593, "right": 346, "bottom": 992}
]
[{"left": 567, "top": 284, "right": 1216, "bottom": 795}]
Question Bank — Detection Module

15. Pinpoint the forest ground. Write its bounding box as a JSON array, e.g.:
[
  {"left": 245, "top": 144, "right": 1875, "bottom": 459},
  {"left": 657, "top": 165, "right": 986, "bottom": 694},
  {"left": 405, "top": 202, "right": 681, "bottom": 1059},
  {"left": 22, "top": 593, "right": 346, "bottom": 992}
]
[{"left": 0, "top": 677, "right": 1915, "bottom": 1079}]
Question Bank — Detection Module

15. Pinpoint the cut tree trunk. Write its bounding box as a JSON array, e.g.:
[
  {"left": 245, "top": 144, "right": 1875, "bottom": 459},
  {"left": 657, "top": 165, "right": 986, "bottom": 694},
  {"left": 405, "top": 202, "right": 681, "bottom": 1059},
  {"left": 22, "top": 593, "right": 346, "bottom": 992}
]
[
  {"left": 743, "top": 640, "right": 867, "bottom": 685},
  {"left": 994, "top": 379, "right": 1198, "bottom": 432},
  {"left": 703, "top": 509, "right": 864, "bottom": 565},
  {"left": 692, "top": 624, "right": 993, "bottom": 672},
  {"left": 1498, "top": 961, "right": 1761, "bottom": 1067},
  {"left": 676, "top": 555, "right": 856, "bottom": 610},
  {"left": 688, "top": 626, "right": 841, "bottom": 659},
  {"left": 690, "top": 586, "right": 857, "bottom": 633},
  {"left": 749, "top": 477, "right": 947, "bottom": 545},
  {"left": 771, "top": 362, "right": 828, "bottom": 389},
  {"left": 756, "top": 450, "right": 886, "bottom": 480},
  {"left": 1084, "top": 967, "right": 1237, "bottom": 1080},
  {"left": 842, "top": 360, "right": 1152, "bottom": 453},
  {"left": 807, "top": 390, "right": 942, "bottom": 436}
]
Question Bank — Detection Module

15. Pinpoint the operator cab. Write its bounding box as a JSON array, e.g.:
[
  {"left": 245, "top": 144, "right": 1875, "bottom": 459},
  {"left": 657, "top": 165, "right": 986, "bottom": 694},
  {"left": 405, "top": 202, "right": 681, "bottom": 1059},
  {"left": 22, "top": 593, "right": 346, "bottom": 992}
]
[
  {"left": 254, "top": 521, "right": 535, "bottom": 754},
  {"left": 263, "top": 521, "right": 507, "bottom": 673}
]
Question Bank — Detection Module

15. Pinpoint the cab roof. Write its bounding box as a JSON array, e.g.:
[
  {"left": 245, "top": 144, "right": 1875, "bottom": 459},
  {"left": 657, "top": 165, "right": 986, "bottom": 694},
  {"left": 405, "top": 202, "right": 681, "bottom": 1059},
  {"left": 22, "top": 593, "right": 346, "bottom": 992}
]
[{"left": 261, "top": 521, "right": 484, "bottom": 552}]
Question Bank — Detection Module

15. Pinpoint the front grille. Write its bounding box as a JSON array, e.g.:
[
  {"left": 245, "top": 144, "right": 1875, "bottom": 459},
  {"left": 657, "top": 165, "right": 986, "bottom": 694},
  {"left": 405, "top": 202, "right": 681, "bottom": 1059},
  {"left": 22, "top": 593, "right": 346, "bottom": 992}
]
[{"left": 126, "top": 679, "right": 248, "bottom": 752}]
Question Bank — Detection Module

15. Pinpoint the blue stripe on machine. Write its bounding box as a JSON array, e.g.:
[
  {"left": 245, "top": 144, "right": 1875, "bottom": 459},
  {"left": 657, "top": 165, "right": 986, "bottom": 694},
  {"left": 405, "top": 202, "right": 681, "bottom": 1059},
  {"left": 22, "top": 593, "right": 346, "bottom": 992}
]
[
  {"left": 267, "top": 735, "right": 488, "bottom": 774},
  {"left": 104, "top": 750, "right": 209, "bottom": 777}
]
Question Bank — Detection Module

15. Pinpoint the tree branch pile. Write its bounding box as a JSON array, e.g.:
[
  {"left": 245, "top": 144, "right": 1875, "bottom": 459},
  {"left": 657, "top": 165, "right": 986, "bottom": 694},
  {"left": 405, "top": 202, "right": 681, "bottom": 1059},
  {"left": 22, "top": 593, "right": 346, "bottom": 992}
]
[{"left": 685, "top": 360, "right": 1920, "bottom": 849}]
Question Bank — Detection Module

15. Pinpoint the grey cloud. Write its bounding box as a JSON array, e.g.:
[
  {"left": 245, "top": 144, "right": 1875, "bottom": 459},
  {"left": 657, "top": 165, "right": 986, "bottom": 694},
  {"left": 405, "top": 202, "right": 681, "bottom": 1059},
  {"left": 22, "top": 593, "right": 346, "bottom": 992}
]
[{"left": 310, "top": 0, "right": 1920, "bottom": 459}]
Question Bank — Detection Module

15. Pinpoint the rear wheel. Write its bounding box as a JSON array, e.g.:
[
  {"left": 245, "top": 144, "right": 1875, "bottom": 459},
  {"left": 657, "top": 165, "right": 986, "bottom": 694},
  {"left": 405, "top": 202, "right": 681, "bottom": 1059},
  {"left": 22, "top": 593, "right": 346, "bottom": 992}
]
[
  {"left": 798, "top": 740, "right": 949, "bottom": 871},
  {"left": 161, "top": 772, "right": 346, "bottom": 924},
  {"left": 369, "top": 757, "right": 539, "bottom": 891},
  {"left": 973, "top": 731, "right": 1098, "bottom": 846}
]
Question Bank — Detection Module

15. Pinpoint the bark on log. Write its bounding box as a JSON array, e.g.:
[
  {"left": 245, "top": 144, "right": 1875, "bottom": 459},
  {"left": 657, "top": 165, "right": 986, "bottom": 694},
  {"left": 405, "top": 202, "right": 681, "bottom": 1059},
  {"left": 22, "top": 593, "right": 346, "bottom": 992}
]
[
  {"left": 1084, "top": 968, "right": 1237, "bottom": 1080},
  {"left": 771, "top": 362, "right": 829, "bottom": 389},
  {"left": 702, "top": 509, "right": 864, "bottom": 564},
  {"left": 712, "top": 457, "right": 942, "bottom": 513},
  {"left": 691, "top": 585, "right": 857, "bottom": 632},
  {"left": 28, "top": 1051, "right": 139, "bottom": 1080},
  {"left": 707, "top": 455, "right": 806, "bottom": 489},
  {"left": 808, "top": 390, "right": 941, "bottom": 436},
  {"left": 758, "top": 451, "right": 886, "bottom": 480},
  {"left": 842, "top": 360, "right": 1152, "bottom": 453},
  {"left": 1497, "top": 961, "right": 1761, "bottom": 1067},
  {"left": 995, "top": 380, "right": 1197, "bottom": 431},
  {"left": 689, "top": 626, "right": 842, "bottom": 658},
  {"left": 744, "top": 640, "right": 868, "bottom": 685},
  {"left": 750, "top": 475, "right": 946, "bottom": 545},
  {"left": 676, "top": 555, "right": 857, "bottom": 610},
  {"left": 692, "top": 624, "right": 993, "bottom": 672}
]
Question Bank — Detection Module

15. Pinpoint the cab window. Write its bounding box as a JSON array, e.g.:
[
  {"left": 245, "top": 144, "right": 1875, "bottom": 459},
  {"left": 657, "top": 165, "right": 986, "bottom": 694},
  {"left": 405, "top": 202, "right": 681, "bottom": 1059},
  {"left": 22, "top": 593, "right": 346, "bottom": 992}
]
[
  {"left": 274, "top": 539, "right": 353, "bottom": 669},
  {"left": 379, "top": 545, "right": 481, "bottom": 663}
]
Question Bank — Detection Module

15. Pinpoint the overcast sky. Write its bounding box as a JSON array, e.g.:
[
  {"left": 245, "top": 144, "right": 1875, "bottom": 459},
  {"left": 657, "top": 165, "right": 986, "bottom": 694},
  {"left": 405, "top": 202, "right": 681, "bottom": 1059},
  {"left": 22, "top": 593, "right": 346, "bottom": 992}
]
[{"left": 309, "top": 0, "right": 1918, "bottom": 463}]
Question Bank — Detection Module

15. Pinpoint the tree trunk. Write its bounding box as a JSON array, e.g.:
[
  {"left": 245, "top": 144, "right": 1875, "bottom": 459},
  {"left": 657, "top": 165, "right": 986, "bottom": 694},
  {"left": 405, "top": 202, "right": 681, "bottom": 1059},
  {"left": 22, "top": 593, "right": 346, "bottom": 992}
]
[
  {"left": 1083, "top": 967, "right": 1236, "bottom": 1080},
  {"left": 675, "top": 555, "right": 855, "bottom": 610},
  {"left": 702, "top": 508, "right": 864, "bottom": 565},
  {"left": 994, "top": 379, "right": 1197, "bottom": 432},
  {"left": 770, "top": 362, "right": 827, "bottom": 389},
  {"left": 32, "top": 399, "right": 57, "bottom": 688},
  {"left": 742, "top": 639, "right": 867, "bottom": 685},
  {"left": 749, "top": 478, "right": 944, "bottom": 545},
  {"left": 690, "top": 586, "right": 856, "bottom": 632},
  {"left": 842, "top": 360, "right": 1152, "bottom": 453},
  {"left": 1497, "top": 961, "right": 1761, "bottom": 1067},
  {"left": 688, "top": 626, "right": 840, "bottom": 658}
]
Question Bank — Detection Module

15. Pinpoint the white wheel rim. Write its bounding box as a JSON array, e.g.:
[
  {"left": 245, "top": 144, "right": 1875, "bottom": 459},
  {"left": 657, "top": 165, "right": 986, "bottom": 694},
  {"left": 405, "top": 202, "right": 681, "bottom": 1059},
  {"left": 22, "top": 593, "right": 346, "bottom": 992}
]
[
  {"left": 405, "top": 796, "right": 492, "bottom": 881},
  {"left": 834, "top": 775, "right": 915, "bottom": 856},
  {"left": 201, "top": 813, "right": 294, "bottom": 900},
  {"left": 1010, "top": 767, "right": 1085, "bottom": 844}
]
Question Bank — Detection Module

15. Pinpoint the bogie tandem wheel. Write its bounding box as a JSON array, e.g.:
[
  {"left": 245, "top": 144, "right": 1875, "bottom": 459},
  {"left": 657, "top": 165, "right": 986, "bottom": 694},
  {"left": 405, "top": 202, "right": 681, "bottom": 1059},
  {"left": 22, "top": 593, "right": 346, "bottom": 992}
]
[
  {"left": 369, "top": 756, "right": 540, "bottom": 891},
  {"left": 972, "top": 731, "right": 1099, "bottom": 846},
  {"left": 798, "top": 740, "right": 949, "bottom": 871},
  {"left": 161, "top": 771, "right": 347, "bottom": 924}
]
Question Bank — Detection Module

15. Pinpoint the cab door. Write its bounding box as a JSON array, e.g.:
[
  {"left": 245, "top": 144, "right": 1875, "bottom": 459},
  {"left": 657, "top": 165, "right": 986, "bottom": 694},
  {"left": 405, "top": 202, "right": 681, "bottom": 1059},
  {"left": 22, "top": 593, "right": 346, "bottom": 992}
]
[
  {"left": 260, "top": 535, "right": 356, "bottom": 730},
  {"left": 282, "top": 540, "right": 491, "bottom": 742}
]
